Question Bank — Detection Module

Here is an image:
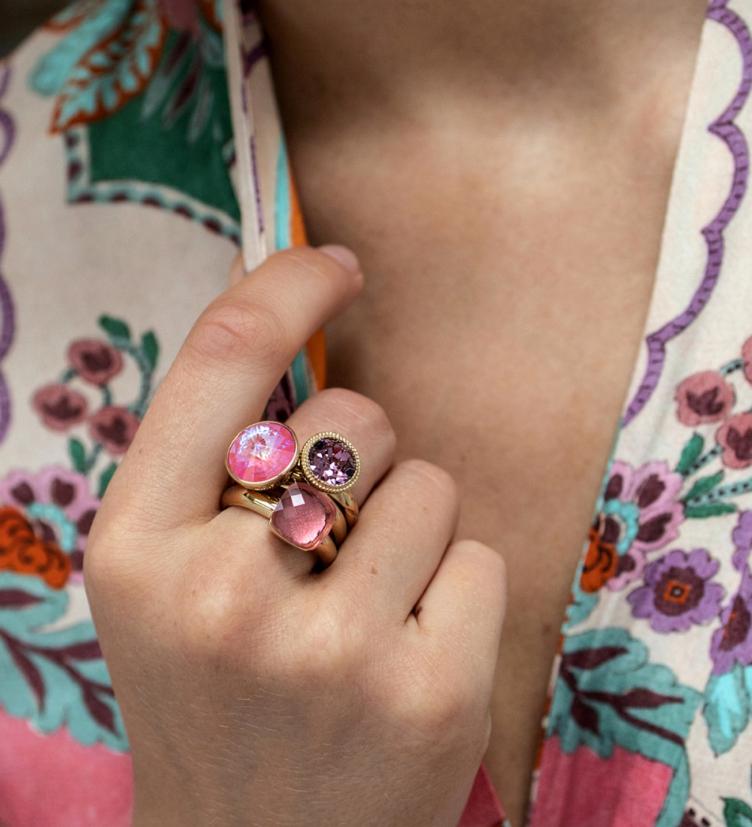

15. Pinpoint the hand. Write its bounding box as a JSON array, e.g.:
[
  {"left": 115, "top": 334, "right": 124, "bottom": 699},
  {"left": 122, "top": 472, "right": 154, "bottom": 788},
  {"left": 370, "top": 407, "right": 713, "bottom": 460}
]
[{"left": 84, "top": 246, "right": 507, "bottom": 827}]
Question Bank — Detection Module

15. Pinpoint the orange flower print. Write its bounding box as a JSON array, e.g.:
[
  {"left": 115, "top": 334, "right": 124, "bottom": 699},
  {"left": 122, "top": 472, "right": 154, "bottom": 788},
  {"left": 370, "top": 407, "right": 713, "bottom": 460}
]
[
  {"left": 0, "top": 506, "right": 71, "bottom": 589},
  {"left": 580, "top": 525, "right": 620, "bottom": 593}
]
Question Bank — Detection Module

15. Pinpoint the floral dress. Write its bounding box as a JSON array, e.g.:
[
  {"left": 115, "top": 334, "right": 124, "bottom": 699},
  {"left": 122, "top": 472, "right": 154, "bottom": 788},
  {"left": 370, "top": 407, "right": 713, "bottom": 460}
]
[{"left": 1, "top": 1, "right": 752, "bottom": 825}]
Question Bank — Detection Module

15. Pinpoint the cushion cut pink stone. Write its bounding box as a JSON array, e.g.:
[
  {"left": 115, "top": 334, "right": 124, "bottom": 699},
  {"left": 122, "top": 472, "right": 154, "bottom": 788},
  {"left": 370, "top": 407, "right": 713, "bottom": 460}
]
[
  {"left": 271, "top": 482, "right": 336, "bottom": 551},
  {"left": 226, "top": 421, "right": 297, "bottom": 486}
]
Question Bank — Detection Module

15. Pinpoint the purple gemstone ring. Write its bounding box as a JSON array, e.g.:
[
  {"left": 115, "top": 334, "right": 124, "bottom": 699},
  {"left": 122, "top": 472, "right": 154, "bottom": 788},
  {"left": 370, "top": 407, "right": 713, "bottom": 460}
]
[
  {"left": 221, "top": 423, "right": 360, "bottom": 567},
  {"left": 298, "top": 431, "right": 361, "bottom": 495}
]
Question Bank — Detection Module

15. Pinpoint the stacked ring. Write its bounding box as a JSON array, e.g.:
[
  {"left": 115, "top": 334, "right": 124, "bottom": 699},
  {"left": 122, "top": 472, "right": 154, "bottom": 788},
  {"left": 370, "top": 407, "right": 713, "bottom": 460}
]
[{"left": 221, "top": 421, "right": 361, "bottom": 566}]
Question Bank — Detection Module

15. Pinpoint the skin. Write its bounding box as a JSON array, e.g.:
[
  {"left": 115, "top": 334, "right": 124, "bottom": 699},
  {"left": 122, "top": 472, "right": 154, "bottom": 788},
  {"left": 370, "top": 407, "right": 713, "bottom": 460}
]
[
  {"left": 85, "top": 247, "right": 506, "bottom": 826},
  {"left": 256, "top": 0, "right": 709, "bottom": 822},
  {"left": 87, "top": 2, "right": 710, "bottom": 824}
]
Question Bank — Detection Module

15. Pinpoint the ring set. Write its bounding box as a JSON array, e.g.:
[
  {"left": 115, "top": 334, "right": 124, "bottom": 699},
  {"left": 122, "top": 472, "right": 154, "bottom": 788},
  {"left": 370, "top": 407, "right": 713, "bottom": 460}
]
[{"left": 221, "top": 421, "right": 360, "bottom": 567}]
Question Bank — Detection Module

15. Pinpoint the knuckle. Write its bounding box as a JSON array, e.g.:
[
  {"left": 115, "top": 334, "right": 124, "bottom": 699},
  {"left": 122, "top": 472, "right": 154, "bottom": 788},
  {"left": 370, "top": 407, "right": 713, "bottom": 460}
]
[
  {"left": 393, "top": 672, "right": 480, "bottom": 740},
  {"left": 315, "top": 388, "right": 395, "bottom": 442},
  {"left": 179, "top": 570, "right": 253, "bottom": 663},
  {"left": 188, "top": 299, "right": 286, "bottom": 369},
  {"left": 83, "top": 524, "right": 148, "bottom": 606},
  {"left": 398, "top": 459, "right": 457, "bottom": 502},
  {"left": 453, "top": 539, "right": 507, "bottom": 589}
]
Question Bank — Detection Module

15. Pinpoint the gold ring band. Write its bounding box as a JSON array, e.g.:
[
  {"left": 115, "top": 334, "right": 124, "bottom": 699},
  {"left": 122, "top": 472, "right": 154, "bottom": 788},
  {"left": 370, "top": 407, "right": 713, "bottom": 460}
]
[{"left": 221, "top": 485, "right": 344, "bottom": 567}]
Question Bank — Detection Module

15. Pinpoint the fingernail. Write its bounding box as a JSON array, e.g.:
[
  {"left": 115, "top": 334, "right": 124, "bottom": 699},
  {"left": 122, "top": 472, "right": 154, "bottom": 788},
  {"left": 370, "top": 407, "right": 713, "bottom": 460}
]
[{"left": 317, "top": 244, "right": 360, "bottom": 274}]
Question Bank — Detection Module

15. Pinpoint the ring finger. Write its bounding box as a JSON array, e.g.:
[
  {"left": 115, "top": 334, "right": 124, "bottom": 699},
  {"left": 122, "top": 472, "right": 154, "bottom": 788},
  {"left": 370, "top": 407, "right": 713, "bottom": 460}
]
[{"left": 213, "top": 387, "right": 396, "bottom": 579}]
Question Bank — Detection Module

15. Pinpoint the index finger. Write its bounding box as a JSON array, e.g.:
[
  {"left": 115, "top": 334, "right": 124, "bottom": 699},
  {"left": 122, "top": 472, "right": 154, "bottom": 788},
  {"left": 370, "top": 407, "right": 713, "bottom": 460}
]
[{"left": 110, "top": 245, "right": 363, "bottom": 526}]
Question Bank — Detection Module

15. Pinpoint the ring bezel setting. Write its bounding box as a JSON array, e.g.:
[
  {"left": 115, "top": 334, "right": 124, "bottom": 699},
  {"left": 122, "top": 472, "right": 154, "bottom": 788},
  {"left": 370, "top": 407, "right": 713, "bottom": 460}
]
[
  {"left": 299, "top": 431, "right": 361, "bottom": 494},
  {"left": 225, "top": 420, "right": 299, "bottom": 490}
]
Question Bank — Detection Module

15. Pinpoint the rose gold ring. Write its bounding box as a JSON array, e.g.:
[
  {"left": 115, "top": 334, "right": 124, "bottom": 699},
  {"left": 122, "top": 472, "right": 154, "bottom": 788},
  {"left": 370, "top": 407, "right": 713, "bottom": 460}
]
[
  {"left": 223, "top": 421, "right": 361, "bottom": 567},
  {"left": 221, "top": 483, "right": 345, "bottom": 567},
  {"left": 225, "top": 423, "right": 361, "bottom": 498}
]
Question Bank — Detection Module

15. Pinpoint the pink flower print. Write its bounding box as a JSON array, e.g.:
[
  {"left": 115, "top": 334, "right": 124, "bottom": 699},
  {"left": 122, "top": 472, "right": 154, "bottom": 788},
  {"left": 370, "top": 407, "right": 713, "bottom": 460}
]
[
  {"left": 601, "top": 460, "right": 684, "bottom": 591},
  {"left": 675, "top": 371, "right": 735, "bottom": 426},
  {"left": 717, "top": 412, "right": 752, "bottom": 469},
  {"left": 32, "top": 383, "right": 88, "bottom": 431},
  {"left": 710, "top": 572, "right": 752, "bottom": 675},
  {"left": 67, "top": 338, "right": 123, "bottom": 386},
  {"left": 88, "top": 406, "right": 140, "bottom": 456},
  {"left": 741, "top": 334, "right": 752, "bottom": 383}
]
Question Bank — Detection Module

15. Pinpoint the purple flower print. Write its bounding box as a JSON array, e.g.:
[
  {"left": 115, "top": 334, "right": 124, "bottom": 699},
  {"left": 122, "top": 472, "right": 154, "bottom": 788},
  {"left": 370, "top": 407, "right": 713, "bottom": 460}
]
[
  {"left": 628, "top": 548, "right": 725, "bottom": 633},
  {"left": 675, "top": 370, "right": 735, "bottom": 426},
  {"left": 600, "top": 460, "right": 684, "bottom": 591},
  {"left": 708, "top": 511, "right": 752, "bottom": 676},
  {"left": 710, "top": 572, "right": 752, "bottom": 675},
  {"left": 731, "top": 510, "right": 752, "bottom": 572},
  {"left": 0, "top": 466, "right": 99, "bottom": 580}
]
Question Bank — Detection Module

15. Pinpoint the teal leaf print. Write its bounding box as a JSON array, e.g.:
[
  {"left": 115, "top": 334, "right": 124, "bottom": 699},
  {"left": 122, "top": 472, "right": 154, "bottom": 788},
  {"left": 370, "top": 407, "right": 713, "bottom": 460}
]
[
  {"left": 68, "top": 437, "right": 87, "bottom": 473},
  {"left": 684, "top": 470, "right": 725, "bottom": 502},
  {"left": 548, "top": 628, "right": 701, "bottom": 827},
  {"left": 704, "top": 667, "right": 752, "bottom": 756},
  {"left": 724, "top": 797, "right": 752, "bottom": 827},
  {"left": 565, "top": 559, "right": 599, "bottom": 628},
  {"left": 0, "top": 573, "right": 127, "bottom": 751},
  {"left": 49, "top": 0, "right": 166, "bottom": 132},
  {"left": 30, "top": 0, "right": 132, "bottom": 96},
  {"left": 140, "top": 330, "right": 159, "bottom": 371},
  {"left": 98, "top": 314, "right": 132, "bottom": 343},
  {"left": 685, "top": 502, "right": 738, "bottom": 519},
  {"left": 676, "top": 433, "right": 705, "bottom": 475}
]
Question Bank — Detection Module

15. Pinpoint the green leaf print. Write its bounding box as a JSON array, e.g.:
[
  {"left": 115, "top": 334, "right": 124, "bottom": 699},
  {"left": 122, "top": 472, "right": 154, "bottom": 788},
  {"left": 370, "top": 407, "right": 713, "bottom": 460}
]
[
  {"left": 97, "top": 462, "right": 118, "bottom": 498},
  {"left": 676, "top": 433, "right": 705, "bottom": 475},
  {"left": 67, "top": 437, "right": 87, "bottom": 473},
  {"left": 98, "top": 314, "right": 132, "bottom": 342},
  {"left": 140, "top": 330, "right": 159, "bottom": 370},
  {"left": 724, "top": 797, "right": 752, "bottom": 827},
  {"left": 684, "top": 470, "right": 725, "bottom": 502},
  {"left": 684, "top": 502, "right": 738, "bottom": 519}
]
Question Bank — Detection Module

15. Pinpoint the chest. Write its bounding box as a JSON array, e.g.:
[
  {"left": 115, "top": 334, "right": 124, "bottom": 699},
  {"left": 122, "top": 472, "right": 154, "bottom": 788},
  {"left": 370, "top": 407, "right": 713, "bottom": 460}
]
[{"left": 283, "top": 117, "right": 681, "bottom": 818}]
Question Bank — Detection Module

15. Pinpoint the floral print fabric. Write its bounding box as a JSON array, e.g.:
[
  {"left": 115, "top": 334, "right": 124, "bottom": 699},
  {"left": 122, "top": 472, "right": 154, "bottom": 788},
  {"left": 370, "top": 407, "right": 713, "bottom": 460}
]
[
  {"left": 528, "top": 2, "right": 752, "bottom": 825},
  {"left": 2, "top": 0, "right": 752, "bottom": 825}
]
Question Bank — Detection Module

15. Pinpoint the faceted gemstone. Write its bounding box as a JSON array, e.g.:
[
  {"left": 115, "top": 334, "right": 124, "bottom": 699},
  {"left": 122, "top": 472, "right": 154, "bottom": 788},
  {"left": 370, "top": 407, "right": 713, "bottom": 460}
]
[
  {"left": 226, "top": 421, "right": 297, "bottom": 486},
  {"left": 307, "top": 437, "right": 356, "bottom": 487},
  {"left": 271, "top": 482, "right": 336, "bottom": 550}
]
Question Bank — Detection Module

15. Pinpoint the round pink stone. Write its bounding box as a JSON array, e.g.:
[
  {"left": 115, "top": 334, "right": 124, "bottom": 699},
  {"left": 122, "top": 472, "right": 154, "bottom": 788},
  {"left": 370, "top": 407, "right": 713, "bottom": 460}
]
[
  {"left": 271, "top": 482, "right": 336, "bottom": 550},
  {"left": 226, "top": 421, "right": 297, "bottom": 486}
]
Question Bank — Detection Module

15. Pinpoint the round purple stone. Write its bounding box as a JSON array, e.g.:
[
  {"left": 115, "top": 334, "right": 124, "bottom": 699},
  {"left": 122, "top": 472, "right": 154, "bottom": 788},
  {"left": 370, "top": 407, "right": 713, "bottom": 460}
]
[{"left": 307, "top": 437, "right": 356, "bottom": 487}]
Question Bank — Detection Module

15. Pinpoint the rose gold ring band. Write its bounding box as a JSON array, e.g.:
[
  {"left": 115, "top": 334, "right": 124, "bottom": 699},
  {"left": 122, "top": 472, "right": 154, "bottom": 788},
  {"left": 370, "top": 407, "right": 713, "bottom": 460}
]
[{"left": 221, "top": 485, "right": 349, "bottom": 568}]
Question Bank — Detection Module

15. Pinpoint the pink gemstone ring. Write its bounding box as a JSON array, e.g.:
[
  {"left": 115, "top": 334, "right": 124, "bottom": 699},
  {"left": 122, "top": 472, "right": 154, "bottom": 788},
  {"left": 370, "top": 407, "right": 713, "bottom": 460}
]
[
  {"left": 225, "top": 420, "right": 299, "bottom": 490},
  {"left": 222, "top": 422, "right": 360, "bottom": 567},
  {"left": 220, "top": 483, "right": 346, "bottom": 567}
]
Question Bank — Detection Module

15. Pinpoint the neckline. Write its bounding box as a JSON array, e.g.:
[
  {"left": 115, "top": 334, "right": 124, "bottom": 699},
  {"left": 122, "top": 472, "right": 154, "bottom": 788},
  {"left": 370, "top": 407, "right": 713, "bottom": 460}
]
[
  {"left": 528, "top": 0, "right": 752, "bottom": 820},
  {"left": 224, "top": 0, "right": 739, "bottom": 822},
  {"left": 618, "top": 0, "right": 743, "bottom": 431}
]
